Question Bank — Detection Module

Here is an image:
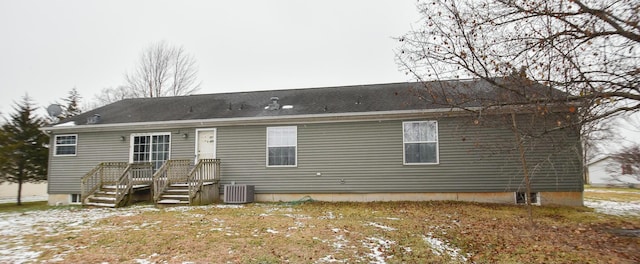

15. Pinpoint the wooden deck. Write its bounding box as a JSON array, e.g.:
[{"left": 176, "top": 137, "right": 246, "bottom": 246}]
[{"left": 81, "top": 159, "right": 221, "bottom": 208}]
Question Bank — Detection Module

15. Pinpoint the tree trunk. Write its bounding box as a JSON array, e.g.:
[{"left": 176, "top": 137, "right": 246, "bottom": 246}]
[
  {"left": 511, "top": 112, "right": 535, "bottom": 227},
  {"left": 17, "top": 178, "right": 23, "bottom": 206}
]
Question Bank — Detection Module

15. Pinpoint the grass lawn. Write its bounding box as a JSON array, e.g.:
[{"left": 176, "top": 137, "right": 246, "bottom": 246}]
[{"left": 0, "top": 196, "right": 638, "bottom": 264}]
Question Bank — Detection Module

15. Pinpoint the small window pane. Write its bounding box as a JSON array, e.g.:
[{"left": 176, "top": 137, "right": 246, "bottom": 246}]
[
  {"left": 405, "top": 143, "right": 437, "bottom": 163},
  {"left": 269, "top": 146, "right": 296, "bottom": 166},
  {"left": 403, "top": 123, "right": 419, "bottom": 142},
  {"left": 56, "top": 146, "right": 76, "bottom": 155}
]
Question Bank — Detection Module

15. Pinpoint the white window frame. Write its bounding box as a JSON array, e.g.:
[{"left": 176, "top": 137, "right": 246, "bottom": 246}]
[
  {"left": 53, "top": 134, "right": 78, "bottom": 157},
  {"left": 129, "top": 132, "right": 172, "bottom": 169},
  {"left": 402, "top": 121, "right": 439, "bottom": 165},
  {"left": 266, "top": 126, "right": 297, "bottom": 168},
  {"left": 69, "top": 194, "right": 81, "bottom": 204}
]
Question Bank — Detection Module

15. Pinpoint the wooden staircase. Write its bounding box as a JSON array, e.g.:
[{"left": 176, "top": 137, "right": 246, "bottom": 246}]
[
  {"left": 153, "top": 159, "right": 221, "bottom": 207},
  {"left": 81, "top": 159, "right": 220, "bottom": 208},
  {"left": 84, "top": 185, "right": 119, "bottom": 207},
  {"left": 156, "top": 183, "right": 190, "bottom": 207},
  {"left": 81, "top": 162, "right": 153, "bottom": 208}
]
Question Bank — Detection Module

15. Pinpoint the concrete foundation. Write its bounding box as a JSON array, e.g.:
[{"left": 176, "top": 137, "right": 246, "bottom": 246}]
[
  {"left": 49, "top": 191, "right": 583, "bottom": 207},
  {"left": 48, "top": 194, "right": 71, "bottom": 206},
  {"left": 254, "top": 191, "right": 584, "bottom": 206}
]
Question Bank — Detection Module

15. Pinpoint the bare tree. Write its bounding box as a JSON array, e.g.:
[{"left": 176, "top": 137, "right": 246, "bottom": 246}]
[
  {"left": 397, "top": 0, "right": 639, "bottom": 124},
  {"left": 125, "top": 41, "right": 201, "bottom": 98},
  {"left": 88, "top": 86, "right": 134, "bottom": 109},
  {"left": 394, "top": 0, "right": 635, "bottom": 216}
]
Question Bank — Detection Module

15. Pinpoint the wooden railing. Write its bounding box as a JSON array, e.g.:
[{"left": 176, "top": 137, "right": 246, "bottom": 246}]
[
  {"left": 152, "top": 160, "right": 193, "bottom": 202},
  {"left": 113, "top": 163, "right": 153, "bottom": 206},
  {"left": 188, "top": 159, "right": 221, "bottom": 203},
  {"left": 80, "top": 162, "right": 128, "bottom": 205}
]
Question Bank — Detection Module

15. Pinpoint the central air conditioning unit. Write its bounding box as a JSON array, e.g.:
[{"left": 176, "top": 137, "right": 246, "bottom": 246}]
[{"left": 223, "top": 184, "right": 255, "bottom": 204}]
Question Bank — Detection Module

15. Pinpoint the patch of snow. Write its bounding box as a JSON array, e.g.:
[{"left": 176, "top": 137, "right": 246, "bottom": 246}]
[
  {"left": 316, "top": 254, "right": 345, "bottom": 263},
  {"left": 214, "top": 204, "right": 244, "bottom": 209},
  {"left": 362, "top": 237, "right": 395, "bottom": 264},
  {"left": 315, "top": 231, "right": 350, "bottom": 263},
  {"left": 332, "top": 235, "right": 348, "bottom": 250},
  {"left": 266, "top": 228, "right": 279, "bottom": 234},
  {"left": 320, "top": 211, "right": 336, "bottom": 220},
  {"left": 385, "top": 217, "right": 401, "bottom": 221},
  {"left": 367, "top": 222, "right": 397, "bottom": 231},
  {"left": 0, "top": 205, "right": 157, "bottom": 263},
  {"left": 282, "top": 213, "right": 311, "bottom": 219},
  {"left": 134, "top": 258, "right": 153, "bottom": 264},
  {"left": 53, "top": 121, "right": 76, "bottom": 127},
  {"left": 0, "top": 244, "right": 41, "bottom": 264},
  {"left": 585, "top": 189, "right": 640, "bottom": 194},
  {"left": 584, "top": 199, "right": 640, "bottom": 216},
  {"left": 422, "top": 233, "right": 470, "bottom": 262}
]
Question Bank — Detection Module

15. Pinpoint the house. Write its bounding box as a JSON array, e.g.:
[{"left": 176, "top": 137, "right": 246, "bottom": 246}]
[
  {"left": 587, "top": 156, "right": 640, "bottom": 187},
  {"left": 42, "top": 79, "right": 584, "bottom": 207}
]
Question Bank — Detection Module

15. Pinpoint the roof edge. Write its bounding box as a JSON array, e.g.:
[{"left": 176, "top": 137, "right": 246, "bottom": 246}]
[{"left": 41, "top": 107, "right": 480, "bottom": 133}]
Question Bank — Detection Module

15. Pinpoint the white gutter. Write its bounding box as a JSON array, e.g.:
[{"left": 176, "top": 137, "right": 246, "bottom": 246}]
[{"left": 40, "top": 107, "right": 481, "bottom": 133}]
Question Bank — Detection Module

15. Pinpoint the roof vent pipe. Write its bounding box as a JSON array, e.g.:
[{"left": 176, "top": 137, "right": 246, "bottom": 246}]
[
  {"left": 266, "top": 96, "right": 280, "bottom": 110},
  {"left": 87, "top": 114, "right": 101, "bottom": 124}
]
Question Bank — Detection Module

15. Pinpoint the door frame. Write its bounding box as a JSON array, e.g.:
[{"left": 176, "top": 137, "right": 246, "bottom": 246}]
[{"left": 195, "top": 128, "right": 217, "bottom": 163}]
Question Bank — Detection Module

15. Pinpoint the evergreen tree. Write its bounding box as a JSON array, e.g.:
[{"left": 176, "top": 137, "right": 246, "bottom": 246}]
[
  {"left": 0, "top": 95, "right": 49, "bottom": 205},
  {"left": 61, "top": 87, "right": 82, "bottom": 119}
]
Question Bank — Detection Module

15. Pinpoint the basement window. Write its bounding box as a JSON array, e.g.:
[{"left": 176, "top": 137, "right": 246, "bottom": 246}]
[
  {"left": 69, "top": 194, "right": 81, "bottom": 204},
  {"left": 515, "top": 192, "right": 539, "bottom": 205}
]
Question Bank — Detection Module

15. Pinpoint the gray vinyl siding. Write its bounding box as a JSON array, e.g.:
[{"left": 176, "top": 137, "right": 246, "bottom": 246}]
[
  {"left": 216, "top": 117, "right": 582, "bottom": 193},
  {"left": 48, "top": 129, "right": 196, "bottom": 194},
  {"left": 47, "top": 116, "right": 582, "bottom": 194}
]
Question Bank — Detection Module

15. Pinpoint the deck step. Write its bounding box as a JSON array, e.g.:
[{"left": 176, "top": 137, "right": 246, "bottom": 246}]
[
  {"left": 161, "top": 194, "right": 189, "bottom": 199},
  {"left": 89, "top": 196, "right": 116, "bottom": 201},
  {"left": 165, "top": 189, "right": 188, "bottom": 193},
  {"left": 85, "top": 202, "right": 116, "bottom": 207},
  {"left": 157, "top": 199, "right": 189, "bottom": 204}
]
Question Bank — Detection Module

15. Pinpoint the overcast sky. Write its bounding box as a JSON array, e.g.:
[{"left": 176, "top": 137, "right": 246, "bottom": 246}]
[
  {"left": 0, "top": 0, "right": 419, "bottom": 116},
  {"left": 1, "top": 0, "right": 637, "bottom": 153}
]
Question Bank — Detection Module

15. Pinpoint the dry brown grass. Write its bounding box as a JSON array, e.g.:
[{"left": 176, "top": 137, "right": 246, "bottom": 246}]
[
  {"left": 585, "top": 186, "right": 640, "bottom": 202},
  {"left": 19, "top": 200, "right": 640, "bottom": 264}
]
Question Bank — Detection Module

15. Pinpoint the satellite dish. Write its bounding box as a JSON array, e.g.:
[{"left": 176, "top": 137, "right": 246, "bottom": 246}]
[{"left": 47, "top": 104, "right": 63, "bottom": 117}]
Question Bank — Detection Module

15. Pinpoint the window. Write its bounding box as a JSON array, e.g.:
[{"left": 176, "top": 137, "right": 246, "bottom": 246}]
[
  {"left": 515, "top": 192, "right": 539, "bottom": 205},
  {"left": 70, "top": 194, "right": 81, "bottom": 204},
  {"left": 267, "top": 126, "right": 297, "bottom": 167},
  {"left": 54, "top": 134, "right": 77, "bottom": 156},
  {"left": 403, "top": 121, "right": 438, "bottom": 164},
  {"left": 130, "top": 133, "right": 171, "bottom": 170},
  {"left": 622, "top": 164, "right": 634, "bottom": 175}
]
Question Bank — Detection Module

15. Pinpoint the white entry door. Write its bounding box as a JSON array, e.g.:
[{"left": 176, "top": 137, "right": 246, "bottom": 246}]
[{"left": 196, "top": 129, "right": 216, "bottom": 161}]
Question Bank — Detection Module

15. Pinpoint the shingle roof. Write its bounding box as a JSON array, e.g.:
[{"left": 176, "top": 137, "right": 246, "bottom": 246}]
[{"left": 58, "top": 78, "right": 563, "bottom": 126}]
